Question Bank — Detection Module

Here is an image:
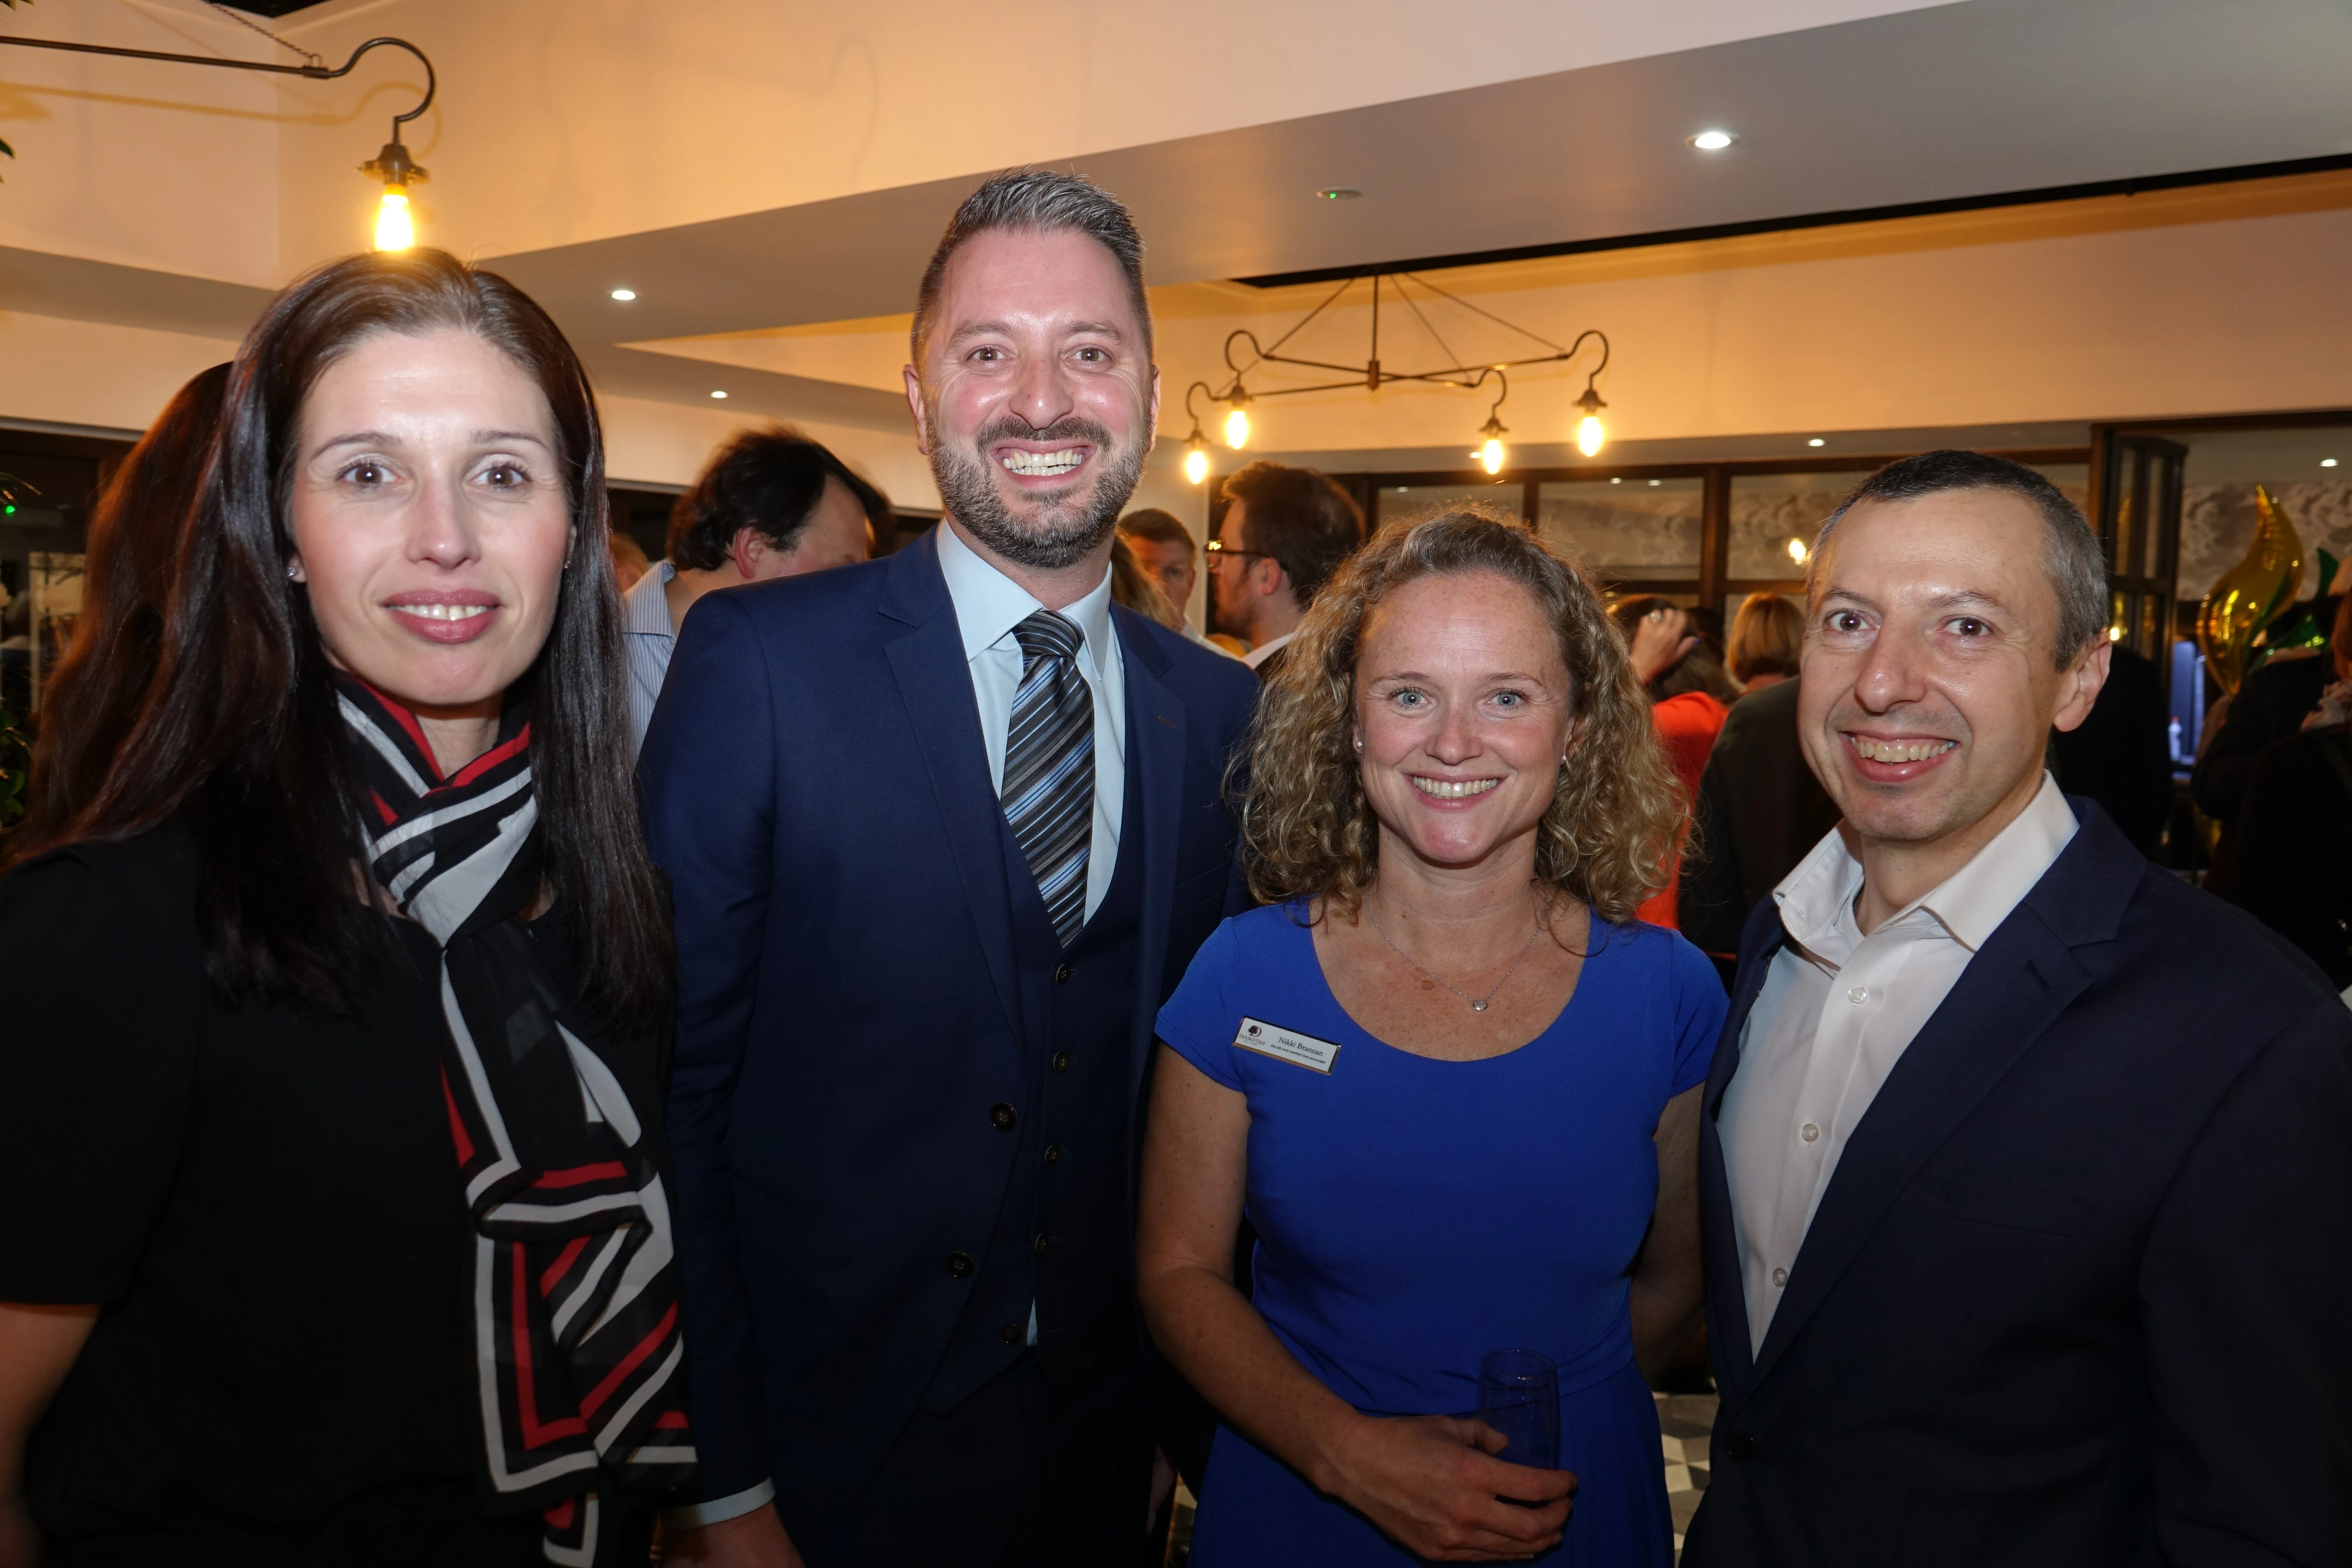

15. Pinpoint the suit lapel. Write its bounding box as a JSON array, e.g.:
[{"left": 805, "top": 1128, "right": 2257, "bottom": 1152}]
[
  {"left": 1701, "top": 901, "right": 1795, "bottom": 1407},
  {"left": 1117, "top": 607, "right": 1185, "bottom": 1113},
  {"left": 1746, "top": 810, "right": 2137, "bottom": 1387},
  {"left": 879, "top": 532, "right": 1023, "bottom": 1043}
]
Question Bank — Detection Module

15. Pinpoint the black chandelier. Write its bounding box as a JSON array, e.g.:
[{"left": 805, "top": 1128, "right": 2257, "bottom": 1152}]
[
  {"left": 0, "top": 19, "right": 436, "bottom": 251},
  {"left": 1179, "top": 270, "right": 1611, "bottom": 482}
]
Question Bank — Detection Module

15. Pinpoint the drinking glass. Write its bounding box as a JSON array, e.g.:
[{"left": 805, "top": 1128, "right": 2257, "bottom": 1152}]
[{"left": 1477, "top": 1349, "right": 1560, "bottom": 1471}]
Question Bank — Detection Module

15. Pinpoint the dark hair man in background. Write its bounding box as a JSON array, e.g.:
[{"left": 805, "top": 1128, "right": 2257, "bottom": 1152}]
[
  {"left": 643, "top": 170, "right": 1256, "bottom": 1565},
  {"left": 1684, "top": 450, "right": 2352, "bottom": 1567},
  {"left": 1207, "top": 459, "right": 1364, "bottom": 683},
  {"left": 621, "top": 424, "right": 888, "bottom": 753}
]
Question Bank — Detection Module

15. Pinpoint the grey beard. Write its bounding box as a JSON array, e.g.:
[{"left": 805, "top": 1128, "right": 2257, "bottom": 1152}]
[{"left": 931, "top": 426, "right": 1147, "bottom": 571}]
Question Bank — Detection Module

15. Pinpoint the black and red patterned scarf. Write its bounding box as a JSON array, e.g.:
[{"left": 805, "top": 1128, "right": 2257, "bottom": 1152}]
[{"left": 337, "top": 674, "right": 693, "bottom": 1565}]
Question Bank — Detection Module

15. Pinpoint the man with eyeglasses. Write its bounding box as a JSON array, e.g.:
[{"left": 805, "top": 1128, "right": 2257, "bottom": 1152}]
[{"left": 1207, "top": 461, "right": 1364, "bottom": 683}]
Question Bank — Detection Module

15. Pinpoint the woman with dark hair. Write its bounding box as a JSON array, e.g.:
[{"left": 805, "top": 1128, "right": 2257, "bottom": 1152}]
[
  {"left": 0, "top": 251, "right": 686, "bottom": 1568},
  {"left": 23, "top": 362, "right": 230, "bottom": 838},
  {"left": 1137, "top": 512, "right": 1724, "bottom": 1565}
]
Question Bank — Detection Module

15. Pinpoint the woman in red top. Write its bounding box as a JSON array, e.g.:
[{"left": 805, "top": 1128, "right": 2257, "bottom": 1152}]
[{"left": 1615, "top": 598, "right": 1743, "bottom": 927}]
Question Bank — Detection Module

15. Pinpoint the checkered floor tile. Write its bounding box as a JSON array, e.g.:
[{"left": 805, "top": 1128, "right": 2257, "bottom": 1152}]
[{"left": 1656, "top": 1390, "right": 1718, "bottom": 1559}]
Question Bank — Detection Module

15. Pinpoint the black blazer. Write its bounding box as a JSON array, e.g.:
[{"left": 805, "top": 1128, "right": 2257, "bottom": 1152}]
[
  {"left": 639, "top": 531, "right": 1258, "bottom": 1529},
  {"left": 1685, "top": 802, "right": 2352, "bottom": 1568},
  {"left": 1678, "top": 678, "right": 1839, "bottom": 956}
]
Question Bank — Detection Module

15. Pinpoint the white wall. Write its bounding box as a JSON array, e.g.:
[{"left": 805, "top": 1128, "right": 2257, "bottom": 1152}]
[
  {"left": 0, "top": 309, "right": 239, "bottom": 431},
  {"left": 0, "top": 0, "right": 281, "bottom": 285}
]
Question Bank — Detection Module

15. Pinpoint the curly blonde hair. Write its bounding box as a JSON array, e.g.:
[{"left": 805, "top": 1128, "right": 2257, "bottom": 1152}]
[{"left": 1238, "top": 509, "right": 1684, "bottom": 925}]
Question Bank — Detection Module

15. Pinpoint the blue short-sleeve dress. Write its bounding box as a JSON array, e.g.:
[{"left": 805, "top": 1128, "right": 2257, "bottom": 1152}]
[{"left": 1155, "top": 900, "right": 1726, "bottom": 1566}]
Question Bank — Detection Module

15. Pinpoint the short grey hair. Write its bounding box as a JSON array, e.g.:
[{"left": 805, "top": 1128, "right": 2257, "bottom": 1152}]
[
  {"left": 912, "top": 168, "right": 1152, "bottom": 364},
  {"left": 1807, "top": 450, "right": 2110, "bottom": 668}
]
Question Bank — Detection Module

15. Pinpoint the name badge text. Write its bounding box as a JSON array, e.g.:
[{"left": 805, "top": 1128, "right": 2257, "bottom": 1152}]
[{"left": 1232, "top": 1017, "right": 1340, "bottom": 1075}]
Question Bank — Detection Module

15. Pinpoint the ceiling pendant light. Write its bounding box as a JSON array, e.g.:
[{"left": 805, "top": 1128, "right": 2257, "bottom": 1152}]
[
  {"left": 1574, "top": 381, "right": 1609, "bottom": 458},
  {"left": 1183, "top": 270, "right": 1609, "bottom": 474},
  {"left": 0, "top": 30, "right": 439, "bottom": 254},
  {"left": 1474, "top": 373, "right": 1510, "bottom": 476}
]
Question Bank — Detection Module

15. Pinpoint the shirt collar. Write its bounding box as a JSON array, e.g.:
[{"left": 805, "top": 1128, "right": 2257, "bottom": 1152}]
[
  {"left": 1242, "top": 630, "right": 1296, "bottom": 669},
  {"left": 622, "top": 559, "right": 677, "bottom": 639},
  {"left": 934, "top": 518, "right": 1116, "bottom": 671},
  {"left": 1774, "top": 772, "right": 2078, "bottom": 957}
]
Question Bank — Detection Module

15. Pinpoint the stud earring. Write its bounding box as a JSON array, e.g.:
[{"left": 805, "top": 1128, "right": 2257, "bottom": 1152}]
[{"left": 1353, "top": 737, "right": 1363, "bottom": 753}]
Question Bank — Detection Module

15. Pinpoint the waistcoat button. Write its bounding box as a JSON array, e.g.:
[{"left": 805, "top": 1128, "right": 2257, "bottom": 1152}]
[
  {"left": 1044, "top": 1145, "right": 1061, "bottom": 1164},
  {"left": 1033, "top": 1233, "right": 1051, "bottom": 1254},
  {"left": 1052, "top": 1052, "right": 1070, "bottom": 1072},
  {"left": 946, "top": 1251, "right": 974, "bottom": 1277},
  {"left": 990, "top": 1102, "right": 1017, "bottom": 1131},
  {"left": 998, "top": 1322, "right": 1021, "bottom": 1344},
  {"left": 1054, "top": 962, "right": 1072, "bottom": 983}
]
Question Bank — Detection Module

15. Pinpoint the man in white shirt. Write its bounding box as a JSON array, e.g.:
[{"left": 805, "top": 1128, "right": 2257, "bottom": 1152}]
[
  {"left": 1204, "top": 460, "right": 1363, "bottom": 682},
  {"left": 1684, "top": 451, "right": 2352, "bottom": 1567},
  {"left": 621, "top": 427, "right": 884, "bottom": 754}
]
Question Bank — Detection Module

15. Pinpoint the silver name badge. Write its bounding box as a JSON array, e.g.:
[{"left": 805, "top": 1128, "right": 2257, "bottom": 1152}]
[{"left": 1232, "top": 1017, "right": 1341, "bottom": 1074}]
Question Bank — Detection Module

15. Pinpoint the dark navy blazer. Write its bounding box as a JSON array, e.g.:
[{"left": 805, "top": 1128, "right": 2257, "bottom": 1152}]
[
  {"left": 1684, "top": 802, "right": 2352, "bottom": 1568},
  {"left": 637, "top": 530, "right": 1257, "bottom": 1527}
]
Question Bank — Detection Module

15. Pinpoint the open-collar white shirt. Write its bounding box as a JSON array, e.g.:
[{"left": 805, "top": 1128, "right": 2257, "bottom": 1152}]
[
  {"left": 934, "top": 519, "right": 1127, "bottom": 923},
  {"left": 1719, "top": 773, "right": 2078, "bottom": 1356}
]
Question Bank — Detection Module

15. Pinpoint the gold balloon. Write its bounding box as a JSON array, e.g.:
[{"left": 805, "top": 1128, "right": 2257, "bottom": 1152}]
[{"left": 2196, "top": 484, "right": 2304, "bottom": 696}]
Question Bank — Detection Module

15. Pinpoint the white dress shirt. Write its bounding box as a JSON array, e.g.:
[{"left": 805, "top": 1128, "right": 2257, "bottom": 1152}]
[
  {"left": 1720, "top": 774, "right": 2078, "bottom": 1356},
  {"left": 935, "top": 519, "right": 1127, "bottom": 922},
  {"left": 621, "top": 560, "right": 678, "bottom": 760},
  {"left": 1241, "top": 629, "right": 1295, "bottom": 670}
]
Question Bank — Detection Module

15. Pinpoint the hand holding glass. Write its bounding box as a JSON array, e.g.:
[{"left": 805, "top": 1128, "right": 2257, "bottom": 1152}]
[{"left": 1478, "top": 1349, "right": 1561, "bottom": 1474}]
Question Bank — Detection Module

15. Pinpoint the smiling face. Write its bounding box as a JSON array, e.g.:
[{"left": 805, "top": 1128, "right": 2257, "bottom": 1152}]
[
  {"left": 1799, "top": 488, "right": 2107, "bottom": 852},
  {"left": 905, "top": 227, "right": 1157, "bottom": 571},
  {"left": 286, "top": 328, "right": 573, "bottom": 720},
  {"left": 1354, "top": 570, "right": 1576, "bottom": 876}
]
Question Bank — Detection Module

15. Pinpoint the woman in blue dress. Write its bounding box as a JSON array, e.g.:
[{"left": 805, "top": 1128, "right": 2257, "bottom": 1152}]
[{"left": 1139, "top": 511, "right": 1727, "bottom": 1564}]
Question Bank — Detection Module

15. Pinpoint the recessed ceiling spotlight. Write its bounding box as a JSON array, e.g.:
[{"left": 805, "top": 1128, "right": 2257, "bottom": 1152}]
[
  {"left": 609, "top": 288, "right": 637, "bottom": 302},
  {"left": 1689, "top": 129, "right": 1736, "bottom": 151},
  {"left": 1649, "top": 478, "right": 1662, "bottom": 487},
  {"left": 710, "top": 389, "right": 728, "bottom": 399},
  {"left": 2324, "top": 457, "right": 2340, "bottom": 468},
  {"left": 1610, "top": 477, "right": 1623, "bottom": 484},
  {"left": 1807, "top": 437, "right": 1825, "bottom": 447},
  {"left": 1316, "top": 187, "right": 1363, "bottom": 201}
]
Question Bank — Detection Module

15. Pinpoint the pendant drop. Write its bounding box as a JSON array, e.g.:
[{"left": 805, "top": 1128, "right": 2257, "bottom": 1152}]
[{"left": 1473, "top": 1000, "right": 1489, "bottom": 1011}]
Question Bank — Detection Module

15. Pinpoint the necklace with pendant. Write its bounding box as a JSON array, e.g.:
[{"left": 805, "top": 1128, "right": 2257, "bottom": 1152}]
[{"left": 1366, "top": 899, "right": 1549, "bottom": 1012}]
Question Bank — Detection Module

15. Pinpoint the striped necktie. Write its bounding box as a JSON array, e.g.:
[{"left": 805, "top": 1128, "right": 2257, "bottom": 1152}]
[{"left": 1003, "top": 610, "right": 1095, "bottom": 945}]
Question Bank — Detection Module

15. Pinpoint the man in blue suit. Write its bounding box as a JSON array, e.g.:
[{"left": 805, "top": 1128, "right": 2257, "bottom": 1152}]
[
  {"left": 642, "top": 172, "right": 1257, "bottom": 1566},
  {"left": 1684, "top": 452, "right": 2352, "bottom": 1567}
]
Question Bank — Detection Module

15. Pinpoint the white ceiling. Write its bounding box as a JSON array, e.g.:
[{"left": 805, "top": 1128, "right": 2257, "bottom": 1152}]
[{"left": 473, "top": 0, "right": 2352, "bottom": 429}]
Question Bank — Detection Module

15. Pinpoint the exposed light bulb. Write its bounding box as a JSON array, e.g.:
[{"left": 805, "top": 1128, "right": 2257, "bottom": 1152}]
[
  {"left": 1183, "top": 445, "right": 1209, "bottom": 485},
  {"left": 1480, "top": 436, "right": 1505, "bottom": 476},
  {"left": 1577, "top": 413, "right": 1606, "bottom": 457},
  {"left": 1224, "top": 405, "right": 1251, "bottom": 450},
  {"left": 374, "top": 187, "right": 414, "bottom": 252},
  {"left": 1787, "top": 537, "right": 1809, "bottom": 565}
]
